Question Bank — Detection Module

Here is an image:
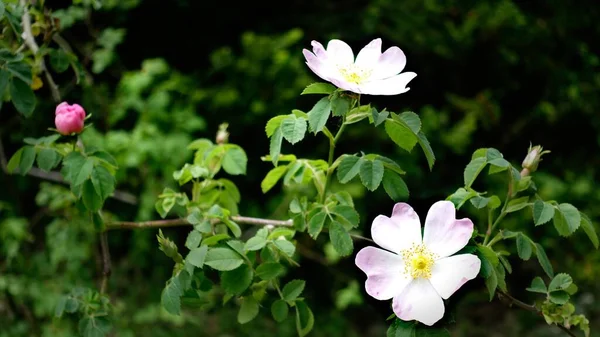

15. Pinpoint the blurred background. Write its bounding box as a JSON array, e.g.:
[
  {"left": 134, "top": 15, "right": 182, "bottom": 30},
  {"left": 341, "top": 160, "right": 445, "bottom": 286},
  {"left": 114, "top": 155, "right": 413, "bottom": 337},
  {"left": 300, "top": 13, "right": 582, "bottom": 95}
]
[{"left": 1, "top": 0, "right": 599, "bottom": 336}]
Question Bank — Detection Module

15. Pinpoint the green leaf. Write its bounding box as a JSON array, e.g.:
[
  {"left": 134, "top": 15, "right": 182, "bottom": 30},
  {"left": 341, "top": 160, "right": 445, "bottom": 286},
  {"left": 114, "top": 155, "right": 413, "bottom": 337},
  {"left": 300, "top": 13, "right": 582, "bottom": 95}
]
[
  {"left": 73, "top": 158, "right": 94, "bottom": 186},
  {"left": 534, "top": 243, "right": 554, "bottom": 278},
  {"left": 337, "top": 155, "right": 363, "bottom": 183},
  {"left": 359, "top": 159, "right": 384, "bottom": 191},
  {"left": 244, "top": 235, "right": 267, "bottom": 251},
  {"left": 331, "top": 93, "right": 351, "bottom": 116},
  {"left": 280, "top": 115, "right": 307, "bottom": 144},
  {"left": 204, "top": 247, "right": 244, "bottom": 271},
  {"left": 548, "top": 290, "right": 569, "bottom": 305},
  {"left": 261, "top": 165, "right": 288, "bottom": 193},
  {"left": 161, "top": 273, "right": 185, "bottom": 315},
  {"left": 0, "top": 3, "right": 4, "bottom": 21},
  {"left": 0, "top": 69, "right": 10, "bottom": 96},
  {"left": 91, "top": 165, "right": 115, "bottom": 200},
  {"left": 548, "top": 273, "right": 573, "bottom": 292},
  {"left": 36, "top": 148, "right": 60, "bottom": 171},
  {"left": 49, "top": 49, "right": 70, "bottom": 73},
  {"left": 307, "top": 97, "right": 331, "bottom": 133},
  {"left": 78, "top": 316, "right": 111, "bottom": 337},
  {"left": 307, "top": 209, "right": 327, "bottom": 238},
  {"left": 329, "top": 221, "right": 353, "bottom": 256},
  {"left": 398, "top": 111, "right": 421, "bottom": 133},
  {"left": 269, "top": 127, "right": 283, "bottom": 165},
  {"left": 526, "top": 277, "right": 547, "bottom": 294},
  {"left": 186, "top": 245, "right": 208, "bottom": 268},
  {"left": 222, "top": 147, "right": 247, "bottom": 175},
  {"left": 387, "top": 319, "right": 416, "bottom": 337},
  {"left": 330, "top": 205, "right": 360, "bottom": 227},
  {"left": 376, "top": 155, "right": 406, "bottom": 175},
  {"left": 10, "top": 78, "right": 36, "bottom": 117},
  {"left": 301, "top": 82, "right": 336, "bottom": 95},
  {"left": 447, "top": 187, "right": 478, "bottom": 209},
  {"left": 463, "top": 157, "right": 487, "bottom": 188},
  {"left": 384, "top": 119, "right": 418, "bottom": 152},
  {"left": 222, "top": 264, "right": 253, "bottom": 295},
  {"left": 237, "top": 297, "right": 259, "bottom": 324},
  {"left": 580, "top": 212, "right": 599, "bottom": 249},
  {"left": 532, "top": 200, "right": 555, "bottom": 226},
  {"left": 553, "top": 203, "right": 581, "bottom": 236},
  {"left": 416, "top": 131, "right": 436, "bottom": 170},
  {"left": 265, "top": 115, "right": 287, "bottom": 137},
  {"left": 488, "top": 195, "right": 502, "bottom": 209},
  {"left": 82, "top": 180, "right": 103, "bottom": 212},
  {"left": 295, "top": 300, "right": 314, "bottom": 337},
  {"left": 282, "top": 279, "right": 306, "bottom": 302},
  {"left": 470, "top": 196, "right": 489, "bottom": 209},
  {"left": 256, "top": 262, "right": 284, "bottom": 280},
  {"left": 382, "top": 170, "right": 409, "bottom": 201},
  {"left": 516, "top": 234, "right": 533, "bottom": 260},
  {"left": 202, "top": 234, "right": 230, "bottom": 246},
  {"left": 271, "top": 299, "right": 289, "bottom": 322},
  {"left": 6, "top": 62, "right": 32, "bottom": 84},
  {"left": 505, "top": 196, "right": 530, "bottom": 213},
  {"left": 18, "top": 146, "right": 36, "bottom": 175},
  {"left": 476, "top": 245, "right": 499, "bottom": 278},
  {"left": 185, "top": 230, "right": 202, "bottom": 250},
  {"left": 223, "top": 218, "right": 242, "bottom": 238},
  {"left": 273, "top": 240, "right": 295, "bottom": 257}
]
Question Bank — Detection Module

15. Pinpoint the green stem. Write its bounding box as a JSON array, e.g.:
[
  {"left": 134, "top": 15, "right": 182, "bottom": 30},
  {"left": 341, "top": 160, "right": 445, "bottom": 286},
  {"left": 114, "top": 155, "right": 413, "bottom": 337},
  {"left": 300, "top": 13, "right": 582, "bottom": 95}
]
[
  {"left": 320, "top": 122, "right": 346, "bottom": 203},
  {"left": 483, "top": 170, "right": 514, "bottom": 245}
]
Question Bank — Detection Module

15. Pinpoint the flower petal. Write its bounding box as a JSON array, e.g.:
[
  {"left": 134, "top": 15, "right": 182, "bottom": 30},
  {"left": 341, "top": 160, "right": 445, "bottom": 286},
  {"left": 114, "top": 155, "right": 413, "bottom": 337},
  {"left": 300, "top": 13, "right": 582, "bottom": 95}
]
[
  {"left": 311, "top": 40, "right": 328, "bottom": 60},
  {"left": 392, "top": 278, "right": 445, "bottom": 326},
  {"left": 358, "top": 72, "right": 417, "bottom": 96},
  {"left": 355, "top": 247, "right": 411, "bottom": 300},
  {"left": 303, "top": 49, "right": 335, "bottom": 82},
  {"left": 355, "top": 38, "right": 382, "bottom": 69},
  {"left": 423, "top": 201, "right": 474, "bottom": 258},
  {"left": 429, "top": 254, "right": 481, "bottom": 299},
  {"left": 371, "top": 203, "right": 422, "bottom": 254},
  {"left": 371, "top": 46, "right": 408, "bottom": 80},
  {"left": 326, "top": 39, "right": 354, "bottom": 65}
]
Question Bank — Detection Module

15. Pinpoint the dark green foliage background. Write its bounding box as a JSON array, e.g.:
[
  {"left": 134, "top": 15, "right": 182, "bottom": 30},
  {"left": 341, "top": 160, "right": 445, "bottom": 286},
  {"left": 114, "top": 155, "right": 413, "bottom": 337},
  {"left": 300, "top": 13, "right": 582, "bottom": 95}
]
[{"left": 1, "top": 0, "right": 599, "bottom": 336}]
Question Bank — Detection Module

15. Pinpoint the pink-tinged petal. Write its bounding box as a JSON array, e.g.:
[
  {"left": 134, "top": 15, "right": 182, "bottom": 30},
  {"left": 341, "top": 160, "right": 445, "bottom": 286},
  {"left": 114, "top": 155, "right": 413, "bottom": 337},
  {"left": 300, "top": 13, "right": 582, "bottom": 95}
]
[
  {"left": 303, "top": 49, "right": 335, "bottom": 82},
  {"left": 355, "top": 247, "right": 411, "bottom": 300},
  {"left": 311, "top": 40, "right": 328, "bottom": 60},
  {"left": 328, "top": 77, "right": 362, "bottom": 94},
  {"left": 372, "top": 46, "right": 408, "bottom": 80},
  {"left": 392, "top": 278, "right": 445, "bottom": 326},
  {"left": 355, "top": 38, "right": 382, "bottom": 68},
  {"left": 326, "top": 39, "right": 354, "bottom": 65},
  {"left": 371, "top": 203, "right": 422, "bottom": 254},
  {"left": 423, "top": 201, "right": 474, "bottom": 258},
  {"left": 358, "top": 72, "right": 417, "bottom": 96},
  {"left": 429, "top": 254, "right": 481, "bottom": 299}
]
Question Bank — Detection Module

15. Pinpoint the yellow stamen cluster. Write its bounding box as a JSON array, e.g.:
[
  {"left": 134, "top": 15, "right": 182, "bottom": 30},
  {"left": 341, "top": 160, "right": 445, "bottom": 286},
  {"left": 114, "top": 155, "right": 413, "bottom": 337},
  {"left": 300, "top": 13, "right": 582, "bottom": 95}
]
[
  {"left": 401, "top": 243, "right": 436, "bottom": 279},
  {"left": 338, "top": 64, "right": 372, "bottom": 84}
]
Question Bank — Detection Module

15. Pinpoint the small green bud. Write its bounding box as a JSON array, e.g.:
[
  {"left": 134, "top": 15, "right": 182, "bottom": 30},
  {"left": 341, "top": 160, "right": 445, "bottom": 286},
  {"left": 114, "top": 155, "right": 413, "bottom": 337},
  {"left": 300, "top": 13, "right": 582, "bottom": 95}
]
[
  {"left": 521, "top": 144, "right": 550, "bottom": 173},
  {"left": 216, "top": 123, "right": 229, "bottom": 144}
]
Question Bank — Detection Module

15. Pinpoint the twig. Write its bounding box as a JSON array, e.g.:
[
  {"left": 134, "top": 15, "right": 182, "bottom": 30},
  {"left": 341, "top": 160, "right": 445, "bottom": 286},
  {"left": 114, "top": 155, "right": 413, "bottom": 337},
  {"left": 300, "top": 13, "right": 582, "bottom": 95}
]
[
  {"left": 19, "top": 0, "right": 61, "bottom": 103},
  {"left": 497, "top": 289, "right": 578, "bottom": 337},
  {"left": 99, "top": 232, "right": 111, "bottom": 294}
]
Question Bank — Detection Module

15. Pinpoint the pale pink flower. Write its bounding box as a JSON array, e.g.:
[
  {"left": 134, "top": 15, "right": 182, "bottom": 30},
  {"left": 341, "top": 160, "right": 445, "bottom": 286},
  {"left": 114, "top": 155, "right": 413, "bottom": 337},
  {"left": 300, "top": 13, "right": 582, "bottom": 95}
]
[
  {"left": 355, "top": 201, "right": 481, "bottom": 326},
  {"left": 55, "top": 102, "right": 86, "bottom": 135},
  {"left": 302, "top": 38, "right": 417, "bottom": 95}
]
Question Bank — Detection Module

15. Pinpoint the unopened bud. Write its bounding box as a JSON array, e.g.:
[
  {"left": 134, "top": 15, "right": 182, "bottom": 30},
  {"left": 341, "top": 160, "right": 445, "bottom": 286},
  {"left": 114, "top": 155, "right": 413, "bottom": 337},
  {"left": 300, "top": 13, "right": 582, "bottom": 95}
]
[
  {"left": 216, "top": 123, "right": 229, "bottom": 144},
  {"left": 55, "top": 102, "right": 86, "bottom": 135},
  {"left": 521, "top": 144, "right": 550, "bottom": 173}
]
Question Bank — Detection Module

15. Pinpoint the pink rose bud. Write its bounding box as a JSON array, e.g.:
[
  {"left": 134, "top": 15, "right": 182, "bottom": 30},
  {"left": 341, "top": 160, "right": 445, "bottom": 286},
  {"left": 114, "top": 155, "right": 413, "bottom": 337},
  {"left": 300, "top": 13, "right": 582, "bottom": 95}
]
[
  {"left": 55, "top": 102, "right": 86, "bottom": 135},
  {"left": 521, "top": 144, "right": 550, "bottom": 173}
]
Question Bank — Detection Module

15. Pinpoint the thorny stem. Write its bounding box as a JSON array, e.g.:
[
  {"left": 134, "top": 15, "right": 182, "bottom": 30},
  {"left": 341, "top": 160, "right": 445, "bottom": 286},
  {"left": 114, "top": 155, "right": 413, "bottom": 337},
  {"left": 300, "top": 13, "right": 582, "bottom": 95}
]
[{"left": 497, "top": 290, "right": 578, "bottom": 337}]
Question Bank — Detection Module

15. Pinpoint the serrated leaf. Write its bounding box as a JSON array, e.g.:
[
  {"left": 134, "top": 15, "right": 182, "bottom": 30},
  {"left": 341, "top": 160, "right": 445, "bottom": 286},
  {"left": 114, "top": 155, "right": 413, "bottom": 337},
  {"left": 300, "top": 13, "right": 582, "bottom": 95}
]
[
  {"left": 238, "top": 297, "right": 259, "bottom": 324},
  {"left": 526, "top": 276, "right": 547, "bottom": 294},
  {"left": 382, "top": 169, "right": 409, "bottom": 201},
  {"left": 470, "top": 196, "right": 489, "bottom": 209},
  {"left": 505, "top": 196, "right": 529, "bottom": 213},
  {"left": 336, "top": 155, "right": 363, "bottom": 183},
  {"left": 398, "top": 111, "right": 421, "bottom": 134},
  {"left": 307, "top": 97, "right": 331, "bottom": 133},
  {"left": 271, "top": 300, "right": 289, "bottom": 322},
  {"left": 186, "top": 245, "right": 208, "bottom": 268},
  {"left": 295, "top": 300, "right": 314, "bottom": 337},
  {"left": 532, "top": 200, "right": 555, "bottom": 226},
  {"left": 384, "top": 119, "right": 417, "bottom": 152},
  {"left": 78, "top": 316, "right": 111, "bottom": 337},
  {"left": 282, "top": 279, "right": 306, "bottom": 302},
  {"left": 6, "top": 62, "right": 32, "bottom": 84},
  {"left": 256, "top": 262, "right": 284, "bottom": 280},
  {"left": 18, "top": 146, "right": 36, "bottom": 175},
  {"left": 331, "top": 93, "right": 351, "bottom": 116},
  {"left": 330, "top": 205, "right": 360, "bottom": 227},
  {"left": 185, "top": 230, "right": 202, "bottom": 250},
  {"left": 161, "top": 273, "right": 185, "bottom": 315},
  {"left": 222, "top": 146, "right": 247, "bottom": 175},
  {"left": 580, "top": 212, "right": 599, "bottom": 249},
  {"left": 548, "top": 273, "right": 572, "bottom": 292},
  {"left": 416, "top": 131, "right": 436, "bottom": 170},
  {"left": 463, "top": 157, "right": 487, "bottom": 188},
  {"left": 376, "top": 155, "right": 406, "bottom": 175},
  {"left": 36, "top": 148, "right": 60, "bottom": 171},
  {"left": 307, "top": 209, "right": 327, "bottom": 238},
  {"left": 269, "top": 127, "right": 283, "bottom": 165},
  {"left": 387, "top": 319, "right": 417, "bottom": 337},
  {"left": 371, "top": 107, "right": 388, "bottom": 127},
  {"left": 329, "top": 221, "right": 353, "bottom": 256},
  {"left": 281, "top": 115, "right": 307, "bottom": 144},
  {"left": 261, "top": 165, "right": 288, "bottom": 193},
  {"left": 359, "top": 159, "right": 384, "bottom": 191},
  {"left": 74, "top": 158, "right": 94, "bottom": 186},
  {"left": 447, "top": 187, "right": 478, "bottom": 209},
  {"left": 273, "top": 240, "right": 295, "bottom": 257},
  {"left": 534, "top": 243, "right": 554, "bottom": 278},
  {"left": 10, "top": 78, "right": 36, "bottom": 117},
  {"left": 244, "top": 236, "right": 267, "bottom": 251},
  {"left": 91, "top": 165, "right": 115, "bottom": 200},
  {"left": 516, "top": 234, "right": 533, "bottom": 260},
  {"left": 301, "top": 82, "right": 336, "bottom": 95},
  {"left": 553, "top": 203, "right": 580, "bottom": 236},
  {"left": 265, "top": 115, "right": 287, "bottom": 137},
  {"left": 82, "top": 180, "right": 103, "bottom": 212},
  {"left": 548, "top": 290, "right": 569, "bottom": 305},
  {"left": 222, "top": 264, "right": 253, "bottom": 295},
  {"left": 204, "top": 247, "right": 244, "bottom": 271}
]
